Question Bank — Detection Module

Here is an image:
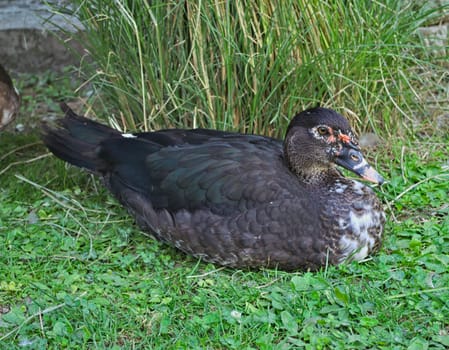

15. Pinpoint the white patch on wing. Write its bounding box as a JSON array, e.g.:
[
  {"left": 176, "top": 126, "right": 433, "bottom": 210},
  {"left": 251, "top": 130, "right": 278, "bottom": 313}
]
[{"left": 122, "top": 133, "right": 137, "bottom": 138}]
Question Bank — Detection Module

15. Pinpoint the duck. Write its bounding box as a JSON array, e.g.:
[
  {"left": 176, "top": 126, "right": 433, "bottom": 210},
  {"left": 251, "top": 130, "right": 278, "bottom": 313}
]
[
  {"left": 42, "top": 103, "right": 385, "bottom": 271},
  {"left": 0, "top": 64, "right": 20, "bottom": 131}
]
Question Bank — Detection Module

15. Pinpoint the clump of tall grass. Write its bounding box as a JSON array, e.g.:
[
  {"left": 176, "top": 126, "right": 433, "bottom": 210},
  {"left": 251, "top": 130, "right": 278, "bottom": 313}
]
[{"left": 65, "top": 0, "right": 446, "bottom": 137}]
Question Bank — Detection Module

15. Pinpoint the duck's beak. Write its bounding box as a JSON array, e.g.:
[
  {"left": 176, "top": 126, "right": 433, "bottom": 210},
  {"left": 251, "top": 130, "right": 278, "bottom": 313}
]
[{"left": 334, "top": 145, "right": 385, "bottom": 184}]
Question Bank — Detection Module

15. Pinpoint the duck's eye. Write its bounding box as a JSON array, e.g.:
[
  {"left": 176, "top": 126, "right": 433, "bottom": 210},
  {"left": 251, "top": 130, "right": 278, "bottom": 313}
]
[
  {"left": 350, "top": 153, "right": 360, "bottom": 162},
  {"left": 317, "top": 126, "right": 329, "bottom": 135}
]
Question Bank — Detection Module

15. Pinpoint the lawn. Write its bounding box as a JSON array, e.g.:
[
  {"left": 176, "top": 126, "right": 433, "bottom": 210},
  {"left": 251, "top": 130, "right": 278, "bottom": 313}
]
[{"left": 0, "top": 70, "right": 448, "bottom": 349}]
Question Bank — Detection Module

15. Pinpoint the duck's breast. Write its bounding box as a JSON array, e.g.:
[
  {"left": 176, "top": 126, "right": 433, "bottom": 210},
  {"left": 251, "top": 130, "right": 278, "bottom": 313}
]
[{"left": 325, "top": 179, "right": 385, "bottom": 263}]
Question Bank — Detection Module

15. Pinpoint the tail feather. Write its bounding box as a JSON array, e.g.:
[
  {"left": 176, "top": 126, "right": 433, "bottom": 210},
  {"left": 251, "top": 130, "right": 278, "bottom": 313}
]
[{"left": 42, "top": 103, "right": 121, "bottom": 172}]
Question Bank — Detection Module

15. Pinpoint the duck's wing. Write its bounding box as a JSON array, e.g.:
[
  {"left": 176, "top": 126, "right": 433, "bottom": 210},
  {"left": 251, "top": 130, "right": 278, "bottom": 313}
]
[
  {"left": 42, "top": 104, "right": 300, "bottom": 216},
  {"left": 99, "top": 135, "right": 298, "bottom": 216},
  {"left": 134, "top": 128, "right": 242, "bottom": 145}
]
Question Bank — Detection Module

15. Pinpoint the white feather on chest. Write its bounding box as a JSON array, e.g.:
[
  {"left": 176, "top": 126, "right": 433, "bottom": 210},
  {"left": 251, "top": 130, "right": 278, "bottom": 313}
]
[{"left": 330, "top": 180, "right": 385, "bottom": 262}]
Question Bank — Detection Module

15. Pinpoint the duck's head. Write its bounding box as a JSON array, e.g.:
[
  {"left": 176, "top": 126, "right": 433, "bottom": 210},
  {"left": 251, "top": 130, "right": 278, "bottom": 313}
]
[{"left": 283, "top": 107, "right": 384, "bottom": 185}]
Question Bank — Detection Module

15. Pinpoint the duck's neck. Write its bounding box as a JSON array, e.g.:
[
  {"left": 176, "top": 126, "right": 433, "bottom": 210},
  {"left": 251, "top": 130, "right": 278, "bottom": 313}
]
[
  {"left": 293, "top": 166, "right": 341, "bottom": 186},
  {"left": 283, "top": 154, "right": 341, "bottom": 185}
]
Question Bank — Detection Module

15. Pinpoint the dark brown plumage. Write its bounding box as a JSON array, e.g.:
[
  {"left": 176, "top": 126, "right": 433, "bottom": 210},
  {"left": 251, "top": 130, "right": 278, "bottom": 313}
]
[
  {"left": 0, "top": 64, "right": 20, "bottom": 131},
  {"left": 42, "top": 103, "right": 385, "bottom": 270}
]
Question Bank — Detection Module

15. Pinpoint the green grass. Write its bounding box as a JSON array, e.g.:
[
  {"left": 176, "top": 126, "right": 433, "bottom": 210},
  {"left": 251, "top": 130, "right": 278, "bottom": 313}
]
[
  {"left": 3, "top": 68, "right": 79, "bottom": 133},
  {"left": 1, "top": 74, "right": 449, "bottom": 348},
  {"left": 60, "top": 0, "right": 447, "bottom": 138}
]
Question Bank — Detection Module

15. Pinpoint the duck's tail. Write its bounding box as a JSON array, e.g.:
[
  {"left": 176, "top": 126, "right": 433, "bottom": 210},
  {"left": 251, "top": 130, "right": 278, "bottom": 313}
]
[{"left": 41, "top": 103, "right": 121, "bottom": 172}]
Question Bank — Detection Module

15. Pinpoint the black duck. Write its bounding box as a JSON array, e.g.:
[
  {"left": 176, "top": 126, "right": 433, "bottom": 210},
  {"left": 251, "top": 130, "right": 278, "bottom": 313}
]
[
  {"left": 0, "top": 64, "right": 20, "bottom": 131},
  {"left": 42, "top": 104, "right": 385, "bottom": 270}
]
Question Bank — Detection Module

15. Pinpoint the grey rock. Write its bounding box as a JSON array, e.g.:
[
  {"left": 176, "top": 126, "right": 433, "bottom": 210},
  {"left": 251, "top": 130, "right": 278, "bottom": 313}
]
[{"left": 0, "top": 0, "right": 85, "bottom": 72}]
